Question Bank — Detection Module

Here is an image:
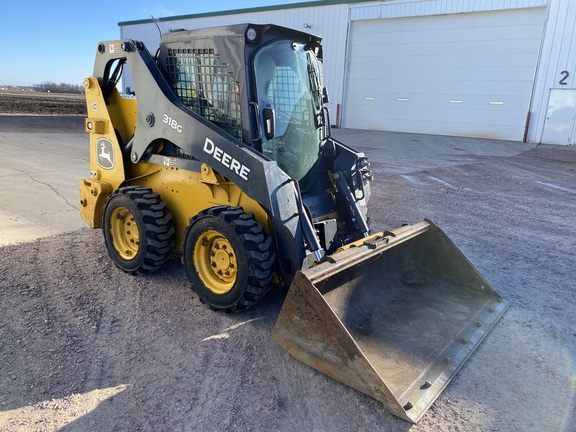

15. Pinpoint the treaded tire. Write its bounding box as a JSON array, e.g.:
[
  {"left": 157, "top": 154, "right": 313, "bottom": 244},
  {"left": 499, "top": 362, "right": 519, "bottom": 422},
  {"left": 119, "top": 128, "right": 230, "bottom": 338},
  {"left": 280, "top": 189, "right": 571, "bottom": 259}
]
[
  {"left": 183, "top": 206, "right": 276, "bottom": 312},
  {"left": 103, "top": 186, "right": 175, "bottom": 274}
]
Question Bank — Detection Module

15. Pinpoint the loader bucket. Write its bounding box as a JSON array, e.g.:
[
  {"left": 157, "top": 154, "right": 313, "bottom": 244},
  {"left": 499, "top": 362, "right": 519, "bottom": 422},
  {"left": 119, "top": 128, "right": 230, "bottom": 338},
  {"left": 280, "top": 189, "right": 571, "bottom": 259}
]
[{"left": 271, "top": 220, "right": 508, "bottom": 423}]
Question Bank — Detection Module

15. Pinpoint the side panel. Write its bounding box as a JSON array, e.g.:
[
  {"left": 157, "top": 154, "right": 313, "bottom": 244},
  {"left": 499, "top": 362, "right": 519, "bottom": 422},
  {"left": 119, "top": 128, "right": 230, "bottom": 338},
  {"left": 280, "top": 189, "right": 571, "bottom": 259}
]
[{"left": 122, "top": 164, "right": 270, "bottom": 250}]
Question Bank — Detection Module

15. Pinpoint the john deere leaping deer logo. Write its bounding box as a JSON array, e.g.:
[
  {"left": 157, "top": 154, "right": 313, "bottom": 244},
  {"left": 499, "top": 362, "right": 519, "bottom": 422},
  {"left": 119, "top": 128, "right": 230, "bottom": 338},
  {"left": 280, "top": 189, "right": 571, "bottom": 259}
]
[{"left": 96, "top": 138, "right": 114, "bottom": 170}]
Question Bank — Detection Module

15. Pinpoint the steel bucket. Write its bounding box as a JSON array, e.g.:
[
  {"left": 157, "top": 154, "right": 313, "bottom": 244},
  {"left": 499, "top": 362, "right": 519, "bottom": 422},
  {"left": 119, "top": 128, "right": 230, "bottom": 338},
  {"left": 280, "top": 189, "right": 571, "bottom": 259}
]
[{"left": 272, "top": 220, "right": 508, "bottom": 423}]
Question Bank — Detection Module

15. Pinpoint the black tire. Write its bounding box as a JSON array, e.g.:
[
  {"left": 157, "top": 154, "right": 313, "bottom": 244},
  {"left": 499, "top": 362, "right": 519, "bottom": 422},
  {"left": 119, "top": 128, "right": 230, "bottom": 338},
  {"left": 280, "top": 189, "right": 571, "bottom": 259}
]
[
  {"left": 182, "top": 206, "right": 276, "bottom": 312},
  {"left": 103, "top": 186, "right": 175, "bottom": 274}
]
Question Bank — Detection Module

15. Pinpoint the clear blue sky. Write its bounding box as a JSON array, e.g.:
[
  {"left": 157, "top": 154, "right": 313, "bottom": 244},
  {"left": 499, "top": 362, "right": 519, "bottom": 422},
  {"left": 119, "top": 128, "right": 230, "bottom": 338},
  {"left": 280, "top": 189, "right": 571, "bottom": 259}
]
[{"left": 0, "top": 0, "right": 315, "bottom": 87}]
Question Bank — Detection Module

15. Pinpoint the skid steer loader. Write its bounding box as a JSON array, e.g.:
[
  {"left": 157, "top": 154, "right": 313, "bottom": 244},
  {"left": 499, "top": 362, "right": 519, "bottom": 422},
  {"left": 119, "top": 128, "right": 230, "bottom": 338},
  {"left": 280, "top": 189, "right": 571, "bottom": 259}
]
[{"left": 80, "top": 24, "right": 507, "bottom": 423}]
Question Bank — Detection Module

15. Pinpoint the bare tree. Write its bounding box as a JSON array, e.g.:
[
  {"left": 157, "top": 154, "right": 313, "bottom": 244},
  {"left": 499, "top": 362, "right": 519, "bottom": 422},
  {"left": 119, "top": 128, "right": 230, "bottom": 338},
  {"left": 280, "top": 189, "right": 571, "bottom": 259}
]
[{"left": 33, "top": 81, "right": 84, "bottom": 93}]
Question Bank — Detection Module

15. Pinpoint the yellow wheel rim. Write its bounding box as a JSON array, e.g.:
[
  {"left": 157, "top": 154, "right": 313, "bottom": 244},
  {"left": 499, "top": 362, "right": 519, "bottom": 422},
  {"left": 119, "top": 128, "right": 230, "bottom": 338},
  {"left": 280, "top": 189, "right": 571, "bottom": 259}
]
[
  {"left": 193, "top": 229, "right": 238, "bottom": 294},
  {"left": 110, "top": 206, "right": 140, "bottom": 260}
]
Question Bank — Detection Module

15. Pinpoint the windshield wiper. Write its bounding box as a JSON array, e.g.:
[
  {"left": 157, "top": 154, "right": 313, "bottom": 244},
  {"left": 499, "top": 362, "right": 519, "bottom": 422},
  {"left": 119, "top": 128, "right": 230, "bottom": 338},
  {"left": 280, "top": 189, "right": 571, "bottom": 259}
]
[{"left": 306, "top": 52, "right": 323, "bottom": 111}]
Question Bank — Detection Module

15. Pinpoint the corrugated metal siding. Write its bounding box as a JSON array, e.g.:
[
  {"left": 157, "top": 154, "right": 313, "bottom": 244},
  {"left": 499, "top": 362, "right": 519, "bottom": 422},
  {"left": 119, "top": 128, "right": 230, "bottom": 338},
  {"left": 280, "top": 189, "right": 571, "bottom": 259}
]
[
  {"left": 351, "top": 0, "right": 548, "bottom": 20},
  {"left": 528, "top": 0, "right": 576, "bottom": 143},
  {"left": 120, "top": 5, "right": 350, "bottom": 116}
]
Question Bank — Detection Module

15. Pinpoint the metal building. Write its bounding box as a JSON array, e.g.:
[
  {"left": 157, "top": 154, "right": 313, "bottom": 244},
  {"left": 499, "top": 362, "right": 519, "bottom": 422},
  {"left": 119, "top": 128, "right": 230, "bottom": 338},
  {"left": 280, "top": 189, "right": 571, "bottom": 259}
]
[{"left": 119, "top": 0, "right": 576, "bottom": 145}]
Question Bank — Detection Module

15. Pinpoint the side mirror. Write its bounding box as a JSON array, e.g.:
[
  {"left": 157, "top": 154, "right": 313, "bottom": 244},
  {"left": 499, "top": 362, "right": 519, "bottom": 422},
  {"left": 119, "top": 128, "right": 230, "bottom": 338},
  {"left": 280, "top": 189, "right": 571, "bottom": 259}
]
[{"left": 263, "top": 107, "right": 276, "bottom": 140}]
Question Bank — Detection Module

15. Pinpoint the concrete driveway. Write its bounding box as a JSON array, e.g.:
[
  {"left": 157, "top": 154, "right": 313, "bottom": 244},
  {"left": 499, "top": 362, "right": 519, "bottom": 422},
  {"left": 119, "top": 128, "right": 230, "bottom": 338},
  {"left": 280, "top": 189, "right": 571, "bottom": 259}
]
[
  {"left": 0, "top": 115, "right": 535, "bottom": 246},
  {"left": 0, "top": 116, "right": 88, "bottom": 246}
]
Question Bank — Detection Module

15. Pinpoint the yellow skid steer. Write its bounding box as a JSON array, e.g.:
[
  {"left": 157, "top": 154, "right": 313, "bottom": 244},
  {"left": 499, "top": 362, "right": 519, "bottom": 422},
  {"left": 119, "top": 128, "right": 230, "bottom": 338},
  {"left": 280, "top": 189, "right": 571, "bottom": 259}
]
[{"left": 80, "top": 24, "right": 507, "bottom": 423}]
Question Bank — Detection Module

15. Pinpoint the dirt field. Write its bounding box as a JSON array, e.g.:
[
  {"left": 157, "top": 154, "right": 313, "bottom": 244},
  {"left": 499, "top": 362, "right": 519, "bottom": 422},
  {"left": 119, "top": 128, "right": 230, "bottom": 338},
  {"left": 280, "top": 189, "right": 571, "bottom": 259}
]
[
  {"left": 0, "top": 109, "right": 575, "bottom": 431},
  {"left": 0, "top": 91, "right": 85, "bottom": 116}
]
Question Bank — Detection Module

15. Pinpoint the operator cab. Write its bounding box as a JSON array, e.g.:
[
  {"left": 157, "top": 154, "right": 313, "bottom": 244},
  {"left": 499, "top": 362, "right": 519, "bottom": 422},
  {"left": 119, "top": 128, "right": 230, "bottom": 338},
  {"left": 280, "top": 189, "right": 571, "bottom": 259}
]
[
  {"left": 158, "top": 24, "right": 370, "bottom": 248},
  {"left": 253, "top": 38, "right": 328, "bottom": 194}
]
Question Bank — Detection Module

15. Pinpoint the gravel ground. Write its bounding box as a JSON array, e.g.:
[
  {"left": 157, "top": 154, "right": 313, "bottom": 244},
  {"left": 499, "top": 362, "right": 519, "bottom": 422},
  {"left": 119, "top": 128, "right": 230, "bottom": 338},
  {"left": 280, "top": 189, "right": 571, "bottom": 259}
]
[{"left": 0, "top": 114, "right": 575, "bottom": 431}]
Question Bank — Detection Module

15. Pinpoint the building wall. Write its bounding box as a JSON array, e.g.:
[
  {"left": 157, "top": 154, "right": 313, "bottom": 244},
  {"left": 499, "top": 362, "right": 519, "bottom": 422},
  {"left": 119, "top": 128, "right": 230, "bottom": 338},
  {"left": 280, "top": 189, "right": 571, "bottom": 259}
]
[
  {"left": 528, "top": 0, "right": 576, "bottom": 144},
  {"left": 119, "top": 0, "right": 576, "bottom": 144}
]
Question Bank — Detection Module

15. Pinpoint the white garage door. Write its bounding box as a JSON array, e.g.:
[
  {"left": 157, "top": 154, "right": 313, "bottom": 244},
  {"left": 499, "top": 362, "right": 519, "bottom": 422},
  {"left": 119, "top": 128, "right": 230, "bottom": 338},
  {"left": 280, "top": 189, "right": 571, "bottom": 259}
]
[{"left": 344, "top": 8, "right": 545, "bottom": 141}]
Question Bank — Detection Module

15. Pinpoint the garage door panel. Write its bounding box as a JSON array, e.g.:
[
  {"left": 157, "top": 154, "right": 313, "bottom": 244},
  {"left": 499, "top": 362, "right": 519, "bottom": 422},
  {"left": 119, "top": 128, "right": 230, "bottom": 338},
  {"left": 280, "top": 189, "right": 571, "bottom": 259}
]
[
  {"left": 352, "top": 42, "right": 537, "bottom": 59},
  {"left": 348, "top": 66, "right": 538, "bottom": 83},
  {"left": 353, "top": 23, "right": 543, "bottom": 45},
  {"left": 345, "top": 8, "right": 545, "bottom": 140},
  {"left": 347, "top": 91, "right": 533, "bottom": 109},
  {"left": 350, "top": 37, "right": 541, "bottom": 57},
  {"left": 351, "top": 52, "right": 540, "bottom": 70},
  {"left": 347, "top": 106, "right": 527, "bottom": 138},
  {"left": 347, "top": 103, "right": 528, "bottom": 124},
  {"left": 348, "top": 118, "right": 526, "bottom": 139},
  {"left": 352, "top": 10, "right": 545, "bottom": 35},
  {"left": 350, "top": 117, "right": 523, "bottom": 140},
  {"left": 348, "top": 80, "right": 536, "bottom": 98},
  {"left": 346, "top": 98, "right": 532, "bottom": 115}
]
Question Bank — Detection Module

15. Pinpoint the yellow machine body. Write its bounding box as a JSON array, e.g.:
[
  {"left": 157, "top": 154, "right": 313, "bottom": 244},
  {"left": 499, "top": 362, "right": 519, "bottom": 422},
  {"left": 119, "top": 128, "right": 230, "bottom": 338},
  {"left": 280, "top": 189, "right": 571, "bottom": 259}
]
[{"left": 80, "top": 78, "right": 269, "bottom": 247}]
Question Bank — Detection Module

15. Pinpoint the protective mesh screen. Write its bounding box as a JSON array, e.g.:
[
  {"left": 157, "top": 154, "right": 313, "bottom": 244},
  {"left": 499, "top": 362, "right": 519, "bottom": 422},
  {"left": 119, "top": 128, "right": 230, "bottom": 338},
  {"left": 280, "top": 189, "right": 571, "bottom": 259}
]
[
  {"left": 165, "top": 48, "right": 243, "bottom": 140},
  {"left": 268, "top": 66, "right": 301, "bottom": 115}
]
